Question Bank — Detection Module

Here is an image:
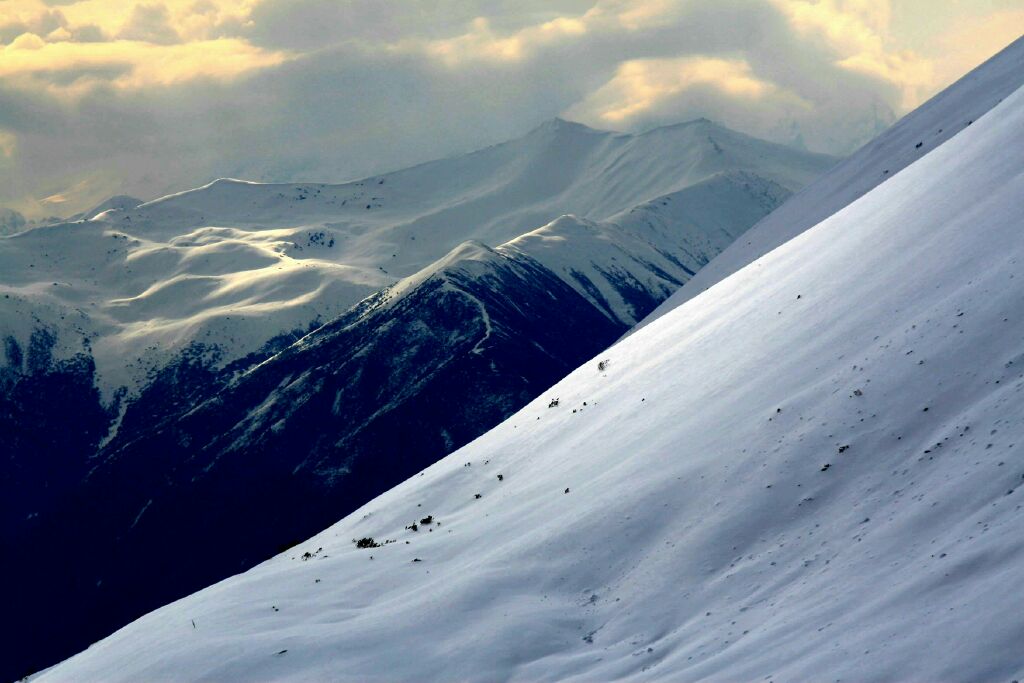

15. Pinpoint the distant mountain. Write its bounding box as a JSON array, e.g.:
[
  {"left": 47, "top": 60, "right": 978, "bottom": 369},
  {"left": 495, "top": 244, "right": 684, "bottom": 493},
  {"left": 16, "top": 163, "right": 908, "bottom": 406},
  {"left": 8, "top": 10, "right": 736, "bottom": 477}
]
[
  {"left": 123, "top": 118, "right": 825, "bottom": 246},
  {"left": 1, "top": 118, "right": 833, "bottom": 395},
  {"left": 1, "top": 122, "right": 832, "bottom": 680},
  {"left": 38, "top": 37, "right": 1024, "bottom": 683},
  {"left": 0, "top": 207, "right": 27, "bottom": 236}
]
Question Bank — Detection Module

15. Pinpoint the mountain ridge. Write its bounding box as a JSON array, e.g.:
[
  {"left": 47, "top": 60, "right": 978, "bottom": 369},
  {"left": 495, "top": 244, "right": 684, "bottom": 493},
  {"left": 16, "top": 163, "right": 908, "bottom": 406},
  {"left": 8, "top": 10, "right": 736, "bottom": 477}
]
[{"left": 1, "top": 116, "right": 834, "bottom": 398}]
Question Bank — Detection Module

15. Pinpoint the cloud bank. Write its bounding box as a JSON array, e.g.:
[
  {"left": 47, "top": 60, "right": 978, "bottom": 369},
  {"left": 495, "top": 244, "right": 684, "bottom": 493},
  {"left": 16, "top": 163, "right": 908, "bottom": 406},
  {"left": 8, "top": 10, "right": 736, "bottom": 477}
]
[{"left": 0, "top": 0, "right": 1021, "bottom": 217}]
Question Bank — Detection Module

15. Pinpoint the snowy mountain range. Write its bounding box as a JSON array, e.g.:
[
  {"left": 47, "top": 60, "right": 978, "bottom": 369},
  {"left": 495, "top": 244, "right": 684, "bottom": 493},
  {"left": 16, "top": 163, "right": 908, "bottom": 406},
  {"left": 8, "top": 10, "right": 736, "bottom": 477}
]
[
  {"left": 1, "top": 118, "right": 831, "bottom": 395},
  {"left": 32, "top": 35, "right": 1024, "bottom": 683},
  {"left": 2, "top": 119, "right": 833, "bottom": 679}
]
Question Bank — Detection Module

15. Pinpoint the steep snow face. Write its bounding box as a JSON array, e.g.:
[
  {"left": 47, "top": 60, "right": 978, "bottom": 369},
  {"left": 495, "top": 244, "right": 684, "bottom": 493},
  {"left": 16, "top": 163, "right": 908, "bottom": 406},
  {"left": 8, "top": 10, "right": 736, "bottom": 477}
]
[
  {"left": 0, "top": 119, "right": 833, "bottom": 394},
  {"left": 637, "top": 35, "right": 1024, "bottom": 333},
  {"left": 43, "top": 68, "right": 1024, "bottom": 683}
]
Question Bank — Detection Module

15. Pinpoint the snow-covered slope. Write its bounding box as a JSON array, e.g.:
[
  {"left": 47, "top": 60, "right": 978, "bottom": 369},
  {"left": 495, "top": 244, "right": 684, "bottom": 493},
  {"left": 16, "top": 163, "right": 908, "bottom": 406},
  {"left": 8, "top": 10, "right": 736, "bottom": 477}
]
[
  {"left": 5, "top": 170, "right": 792, "bottom": 682},
  {"left": 3, "top": 125, "right": 821, "bottom": 680},
  {"left": 0, "top": 218, "right": 390, "bottom": 395},
  {"left": 42, "top": 58, "right": 1024, "bottom": 682},
  {"left": 636, "top": 35, "right": 1024, "bottom": 333},
  {"left": 0, "top": 119, "right": 832, "bottom": 397}
]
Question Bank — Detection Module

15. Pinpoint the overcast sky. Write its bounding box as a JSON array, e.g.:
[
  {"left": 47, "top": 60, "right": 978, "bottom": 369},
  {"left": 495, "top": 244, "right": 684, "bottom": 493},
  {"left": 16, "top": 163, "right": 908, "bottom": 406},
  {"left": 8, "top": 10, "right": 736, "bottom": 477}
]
[{"left": 1, "top": 0, "right": 1022, "bottom": 218}]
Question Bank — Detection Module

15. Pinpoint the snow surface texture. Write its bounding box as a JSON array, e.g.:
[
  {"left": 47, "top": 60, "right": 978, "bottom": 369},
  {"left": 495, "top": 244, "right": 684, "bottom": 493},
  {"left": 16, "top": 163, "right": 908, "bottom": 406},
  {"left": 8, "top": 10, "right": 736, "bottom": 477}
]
[
  {"left": 42, "top": 47, "right": 1024, "bottom": 683},
  {"left": 636, "top": 35, "right": 1024, "bottom": 334},
  {"left": 0, "top": 120, "right": 832, "bottom": 395}
]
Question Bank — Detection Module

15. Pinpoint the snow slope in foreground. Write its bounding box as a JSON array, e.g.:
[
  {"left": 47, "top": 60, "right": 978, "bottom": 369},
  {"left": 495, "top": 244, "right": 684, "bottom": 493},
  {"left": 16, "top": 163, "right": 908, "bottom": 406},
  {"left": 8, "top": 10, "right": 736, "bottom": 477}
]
[{"left": 43, "top": 86, "right": 1024, "bottom": 683}]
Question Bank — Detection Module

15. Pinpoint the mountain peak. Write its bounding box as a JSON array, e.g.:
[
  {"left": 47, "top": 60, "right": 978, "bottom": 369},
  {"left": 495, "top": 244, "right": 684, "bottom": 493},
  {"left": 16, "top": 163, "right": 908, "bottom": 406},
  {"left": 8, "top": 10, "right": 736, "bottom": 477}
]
[
  {"left": 526, "top": 117, "right": 603, "bottom": 138},
  {"left": 641, "top": 116, "right": 721, "bottom": 136},
  {"left": 386, "top": 239, "right": 500, "bottom": 303},
  {"left": 84, "top": 195, "right": 143, "bottom": 221}
]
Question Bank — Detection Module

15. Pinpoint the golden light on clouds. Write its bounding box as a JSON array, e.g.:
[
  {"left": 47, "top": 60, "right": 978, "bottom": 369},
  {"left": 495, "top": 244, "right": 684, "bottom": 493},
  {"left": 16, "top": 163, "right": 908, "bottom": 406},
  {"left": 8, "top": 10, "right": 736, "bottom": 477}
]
[
  {"left": 771, "top": 0, "right": 934, "bottom": 108},
  {"left": 425, "top": 15, "right": 588, "bottom": 66},
  {"left": 1, "top": 0, "right": 1018, "bottom": 105},
  {"left": 578, "top": 57, "right": 780, "bottom": 124},
  {"left": 603, "top": 0, "right": 683, "bottom": 31},
  {"left": 933, "top": 8, "right": 1024, "bottom": 85},
  {"left": 419, "top": 0, "right": 1021, "bottom": 122},
  {"left": 770, "top": 0, "right": 1023, "bottom": 109},
  {"left": 0, "top": 0, "right": 284, "bottom": 91},
  {"left": 38, "top": 177, "right": 106, "bottom": 211},
  {"left": 1, "top": 0, "right": 256, "bottom": 40},
  {"left": 40, "top": 191, "right": 70, "bottom": 205},
  {"left": 836, "top": 49, "right": 934, "bottom": 106},
  {"left": 0, "top": 37, "right": 289, "bottom": 89}
]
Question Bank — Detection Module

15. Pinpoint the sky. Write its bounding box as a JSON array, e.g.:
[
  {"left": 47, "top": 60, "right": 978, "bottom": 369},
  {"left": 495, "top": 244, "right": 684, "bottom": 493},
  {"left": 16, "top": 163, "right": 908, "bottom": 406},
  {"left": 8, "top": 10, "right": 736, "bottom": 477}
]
[{"left": 0, "top": 0, "right": 1021, "bottom": 219}]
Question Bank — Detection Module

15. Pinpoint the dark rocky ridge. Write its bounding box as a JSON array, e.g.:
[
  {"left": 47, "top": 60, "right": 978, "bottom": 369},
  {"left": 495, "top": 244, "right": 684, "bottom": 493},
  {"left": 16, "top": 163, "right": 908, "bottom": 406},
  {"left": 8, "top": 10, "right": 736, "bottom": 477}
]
[{"left": 5, "top": 247, "right": 623, "bottom": 678}]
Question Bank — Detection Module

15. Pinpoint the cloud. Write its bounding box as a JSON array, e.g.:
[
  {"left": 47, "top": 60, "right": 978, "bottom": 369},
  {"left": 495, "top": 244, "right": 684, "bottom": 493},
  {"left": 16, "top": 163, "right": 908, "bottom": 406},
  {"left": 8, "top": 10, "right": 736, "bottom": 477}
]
[
  {"left": 29, "top": 62, "right": 133, "bottom": 85},
  {"left": 932, "top": 7, "right": 1024, "bottom": 85},
  {"left": 118, "top": 3, "right": 182, "bottom": 44},
  {"left": 0, "top": 0, "right": 1020, "bottom": 218},
  {"left": 0, "top": 6, "right": 67, "bottom": 43},
  {"left": 570, "top": 57, "right": 781, "bottom": 125},
  {"left": 422, "top": 15, "right": 589, "bottom": 66},
  {"left": 69, "top": 23, "right": 105, "bottom": 41},
  {"left": 244, "top": 0, "right": 595, "bottom": 49},
  {"left": 0, "top": 0, "right": 258, "bottom": 44},
  {"left": 8, "top": 32, "right": 46, "bottom": 49},
  {"left": 398, "top": 0, "right": 906, "bottom": 150},
  {"left": 0, "top": 37, "right": 289, "bottom": 90},
  {"left": 769, "top": 0, "right": 934, "bottom": 109}
]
